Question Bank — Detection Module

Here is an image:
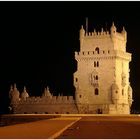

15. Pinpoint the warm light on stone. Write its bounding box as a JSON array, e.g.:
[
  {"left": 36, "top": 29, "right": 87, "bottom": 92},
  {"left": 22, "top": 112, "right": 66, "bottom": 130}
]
[
  {"left": 74, "top": 22, "right": 132, "bottom": 114},
  {"left": 9, "top": 21, "right": 133, "bottom": 114}
]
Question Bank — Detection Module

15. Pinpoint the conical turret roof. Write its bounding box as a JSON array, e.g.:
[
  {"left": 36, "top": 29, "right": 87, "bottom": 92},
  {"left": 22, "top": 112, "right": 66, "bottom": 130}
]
[
  {"left": 13, "top": 83, "right": 20, "bottom": 96},
  {"left": 21, "top": 86, "right": 29, "bottom": 99},
  {"left": 42, "top": 86, "right": 52, "bottom": 97},
  {"left": 9, "top": 84, "right": 13, "bottom": 98}
]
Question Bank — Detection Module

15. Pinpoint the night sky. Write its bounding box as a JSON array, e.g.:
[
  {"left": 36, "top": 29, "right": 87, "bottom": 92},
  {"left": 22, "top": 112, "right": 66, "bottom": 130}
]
[{"left": 0, "top": 1, "right": 140, "bottom": 113}]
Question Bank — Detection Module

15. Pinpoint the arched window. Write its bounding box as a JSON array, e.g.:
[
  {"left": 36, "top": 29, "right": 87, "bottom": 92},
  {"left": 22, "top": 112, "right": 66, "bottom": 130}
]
[
  {"left": 94, "top": 61, "right": 96, "bottom": 67},
  {"left": 95, "top": 88, "right": 99, "bottom": 95},
  {"left": 95, "top": 75, "right": 98, "bottom": 80},
  {"left": 122, "top": 89, "right": 124, "bottom": 96},
  {"left": 76, "top": 78, "right": 78, "bottom": 82},
  {"left": 95, "top": 47, "right": 99, "bottom": 54},
  {"left": 94, "top": 61, "right": 99, "bottom": 67},
  {"left": 97, "top": 61, "right": 99, "bottom": 67}
]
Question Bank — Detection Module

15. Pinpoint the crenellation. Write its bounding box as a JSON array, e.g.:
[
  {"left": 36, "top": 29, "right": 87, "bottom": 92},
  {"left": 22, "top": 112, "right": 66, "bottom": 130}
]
[
  {"left": 83, "top": 31, "right": 111, "bottom": 40},
  {"left": 101, "top": 28, "right": 103, "bottom": 33},
  {"left": 81, "top": 24, "right": 118, "bottom": 42},
  {"left": 62, "top": 96, "right": 68, "bottom": 102},
  {"left": 75, "top": 50, "right": 131, "bottom": 60},
  {"left": 52, "top": 96, "right": 57, "bottom": 101},
  {"left": 67, "top": 96, "right": 74, "bottom": 101}
]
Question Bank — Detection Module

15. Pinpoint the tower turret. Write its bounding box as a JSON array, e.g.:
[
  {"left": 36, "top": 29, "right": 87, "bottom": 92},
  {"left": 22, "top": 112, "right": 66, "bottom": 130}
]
[
  {"left": 21, "top": 86, "right": 29, "bottom": 100},
  {"left": 11, "top": 83, "right": 20, "bottom": 103},
  {"left": 42, "top": 87, "right": 47, "bottom": 97},
  {"left": 110, "top": 22, "right": 117, "bottom": 35},
  {"left": 42, "top": 86, "right": 52, "bottom": 98},
  {"left": 121, "top": 26, "right": 127, "bottom": 41},
  {"left": 9, "top": 84, "right": 13, "bottom": 99},
  {"left": 80, "top": 25, "right": 85, "bottom": 39}
]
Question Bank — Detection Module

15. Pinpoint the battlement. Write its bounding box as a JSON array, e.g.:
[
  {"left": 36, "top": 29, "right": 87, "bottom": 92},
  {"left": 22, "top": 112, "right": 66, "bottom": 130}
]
[
  {"left": 83, "top": 30, "right": 125, "bottom": 40},
  {"left": 75, "top": 50, "right": 131, "bottom": 58},
  {"left": 75, "top": 50, "right": 131, "bottom": 61},
  {"left": 75, "top": 50, "right": 112, "bottom": 56},
  {"left": 9, "top": 84, "right": 75, "bottom": 105},
  {"left": 80, "top": 22, "right": 127, "bottom": 41},
  {"left": 84, "top": 30, "right": 110, "bottom": 37},
  {"left": 19, "top": 95, "right": 75, "bottom": 105}
]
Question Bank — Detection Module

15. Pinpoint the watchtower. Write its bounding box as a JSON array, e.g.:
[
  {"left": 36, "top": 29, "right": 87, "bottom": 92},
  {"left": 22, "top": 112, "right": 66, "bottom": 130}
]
[{"left": 74, "top": 22, "right": 133, "bottom": 114}]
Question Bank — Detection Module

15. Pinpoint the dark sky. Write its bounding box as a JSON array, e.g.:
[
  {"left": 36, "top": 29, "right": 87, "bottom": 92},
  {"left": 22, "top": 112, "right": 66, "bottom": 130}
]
[{"left": 0, "top": 1, "right": 140, "bottom": 113}]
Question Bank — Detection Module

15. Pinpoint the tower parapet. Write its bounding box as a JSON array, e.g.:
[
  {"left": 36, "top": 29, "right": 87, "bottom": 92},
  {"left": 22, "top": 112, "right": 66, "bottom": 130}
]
[
  {"left": 79, "top": 22, "right": 126, "bottom": 41},
  {"left": 84, "top": 28, "right": 110, "bottom": 37}
]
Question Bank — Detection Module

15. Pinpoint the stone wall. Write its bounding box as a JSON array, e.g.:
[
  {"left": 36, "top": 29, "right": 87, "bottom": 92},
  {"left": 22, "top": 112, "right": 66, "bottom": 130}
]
[{"left": 12, "top": 96, "right": 78, "bottom": 114}]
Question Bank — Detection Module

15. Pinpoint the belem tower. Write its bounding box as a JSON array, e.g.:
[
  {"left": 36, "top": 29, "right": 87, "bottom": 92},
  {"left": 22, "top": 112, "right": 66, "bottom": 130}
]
[{"left": 9, "top": 22, "right": 133, "bottom": 114}]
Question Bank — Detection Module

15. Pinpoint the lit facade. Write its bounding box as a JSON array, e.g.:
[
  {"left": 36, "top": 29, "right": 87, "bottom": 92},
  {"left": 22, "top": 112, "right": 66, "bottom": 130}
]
[{"left": 9, "top": 22, "right": 133, "bottom": 114}]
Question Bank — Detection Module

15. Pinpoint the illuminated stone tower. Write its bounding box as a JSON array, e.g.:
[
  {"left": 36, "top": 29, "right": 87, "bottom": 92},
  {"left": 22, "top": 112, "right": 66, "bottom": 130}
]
[{"left": 74, "top": 22, "right": 133, "bottom": 114}]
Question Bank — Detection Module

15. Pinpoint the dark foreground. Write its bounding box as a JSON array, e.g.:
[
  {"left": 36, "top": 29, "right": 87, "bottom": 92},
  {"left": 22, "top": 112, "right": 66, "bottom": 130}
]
[
  {"left": 0, "top": 114, "right": 61, "bottom": 126},
  {"left": 57, "top": 115, "right": 140, "bottom": 139},
  {"left": 0, "top": 114, "right": 140, "bottom": 139}
]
